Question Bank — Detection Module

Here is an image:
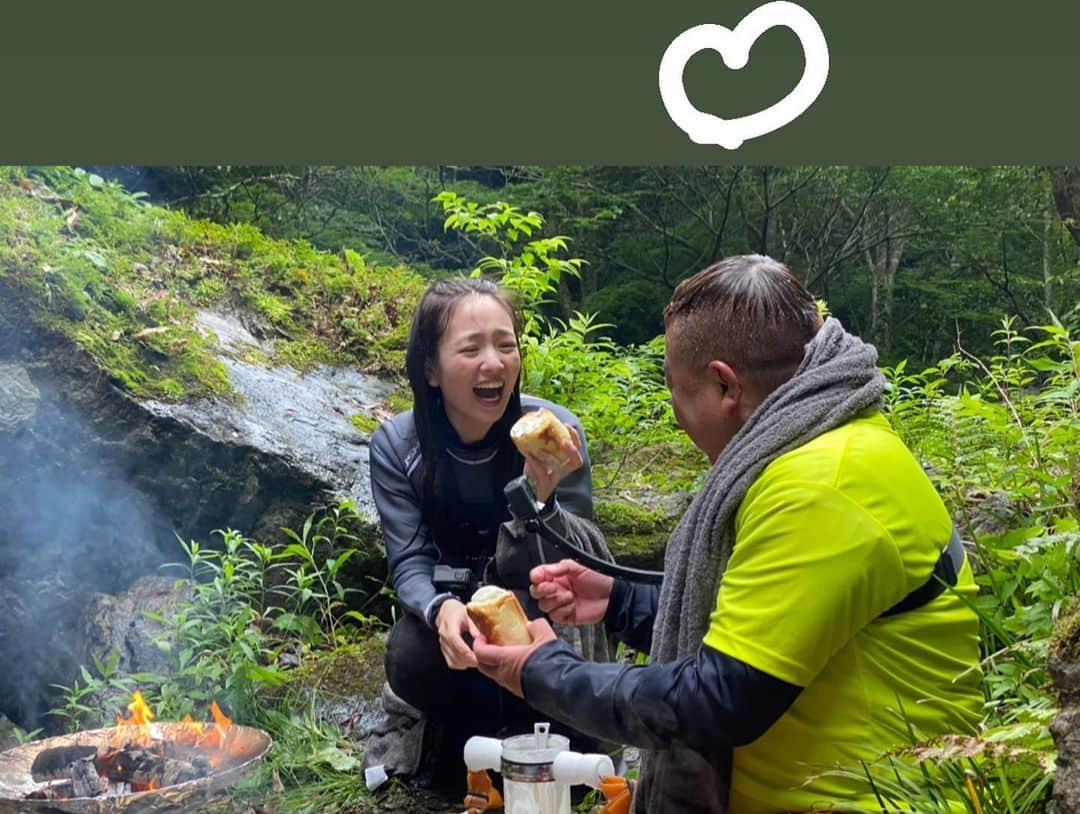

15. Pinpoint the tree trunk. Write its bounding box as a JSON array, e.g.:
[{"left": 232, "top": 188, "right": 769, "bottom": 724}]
[
  {"left": 863, "top": 202, "right": 906, "bottom": 353},
  {"left": 1050, "top": 167, "right": 1080, "bottom": 248},
  {"left": 1045, "top": 188, "right": 1054, "bottom": 314}
]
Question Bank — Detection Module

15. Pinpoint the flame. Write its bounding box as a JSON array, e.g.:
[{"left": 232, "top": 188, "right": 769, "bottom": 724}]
[
  {"left": 181, "top": 713, "right": 205, "bottom": 735},
  {"left": 202, "top": 700, "right": 232, "bottom": 747},
  {"left": 173, "top": 701, "right": 231, "bottom": 750},
  {"left": 210, "top": 700, "right": 232, "bottom": 732},
  {"left": 126, "top": 691, "right": 155, "bottom": 725},
  {"left": 109, "top": 691, "right": 233, "bottom": 755},
  {"left": 112, "top": 690, "right": 156, "bottom": 748}
]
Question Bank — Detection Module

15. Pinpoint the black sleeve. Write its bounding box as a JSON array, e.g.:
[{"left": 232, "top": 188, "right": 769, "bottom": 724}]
[
  {"left": 603, "top": 578, "right": 658, "bottom": 652},
  {"left": 369, "top": 422, "right": 446, "bottom": 625},
  {"left": 520, "top": 639, "right": 803, "bottom": 753}
]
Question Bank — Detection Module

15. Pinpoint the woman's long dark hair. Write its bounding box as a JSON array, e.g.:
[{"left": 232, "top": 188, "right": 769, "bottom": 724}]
[{"left": 404, "top": 277, "right": 524, "bottom": 528}]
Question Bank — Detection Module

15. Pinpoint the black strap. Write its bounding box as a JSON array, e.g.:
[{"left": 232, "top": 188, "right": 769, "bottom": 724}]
[
  {"left": 506, "top": 475, "right": 665, "bottom": 584},
  {"left": 879, "top": 526, "right": 965, "bottom": 618}
]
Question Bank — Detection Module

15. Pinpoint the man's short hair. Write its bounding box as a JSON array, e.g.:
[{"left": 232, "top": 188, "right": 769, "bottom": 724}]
[{"left": 663, "top": 255, "right": 822, "bottom": 398}]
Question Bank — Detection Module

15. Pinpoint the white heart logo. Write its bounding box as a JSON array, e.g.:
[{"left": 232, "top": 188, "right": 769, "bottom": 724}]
[{"left": 658, "top": 1, "right": 830, "bottom": 149}]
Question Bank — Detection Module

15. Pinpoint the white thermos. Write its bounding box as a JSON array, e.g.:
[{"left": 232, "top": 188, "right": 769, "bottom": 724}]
[{"left": 464, "top": 722, "right": 614, "bottom": 814}]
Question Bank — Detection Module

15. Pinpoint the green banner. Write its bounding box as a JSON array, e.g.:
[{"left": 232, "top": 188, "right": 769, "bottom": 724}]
[{"left": 2, "top": 1, "right": 1076, "bottom": 163}]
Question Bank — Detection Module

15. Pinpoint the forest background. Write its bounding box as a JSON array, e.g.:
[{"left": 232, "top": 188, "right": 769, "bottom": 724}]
[
  {"left": 4, "top": 165, "right": 1079, "bottom": 813},
  {"left": 101, "top": 166, "right": 1080, "bottom": 363}
]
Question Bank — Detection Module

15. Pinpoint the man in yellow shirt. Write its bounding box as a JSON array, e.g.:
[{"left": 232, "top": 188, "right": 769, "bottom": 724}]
[{"left": 473, "top": 255, "right": 983, "bottom": 812}]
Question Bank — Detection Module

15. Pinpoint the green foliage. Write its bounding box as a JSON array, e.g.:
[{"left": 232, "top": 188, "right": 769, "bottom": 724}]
[
  {"left": 349, "top": 412, "right": 379, "bottom": 434},
  {"left": 50, "top": 500, "right": 387, "bottom": 803},
  {"left": 580, "top": 279, "right": 667, "bottom": 346},
  {"left": 435, "top": 190, "right": 583, "bottom": 333},
  {"left": 384, "top": 384, "right": 414, "bottom": 414},
  {"left": 858, "top": 317, "right": 1080, "bottom": 811},
  {"left": 276, "top": 502, "right": 374, "bottom": 649},
  {"left": 137, "top": 529, "right": 284, "bottom": 721},
  {"left": 9, "top": 725, "right": 45, "bottom": 745},
  {"left": 823, "top": 726, "right": 1053, "bottom": 813},
  {"left": 241, "top": 702, "right": 366, "bottom": 814},
  {"left": 523, "top": 326, "right": 697, "bottom": 490},
  {"left": 202, "top": 696, "right": 367, "bottom": 814},
  {"left": 49, "top": 650, "right": 139, "bottom": 731},
  {"left": 122, "top": 165, "right": 1080, "bottom": 370}
]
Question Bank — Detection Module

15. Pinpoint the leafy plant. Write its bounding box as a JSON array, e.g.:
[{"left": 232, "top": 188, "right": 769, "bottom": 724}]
[
  {"left": 48, "top": 650, "right": 138, "bottom": 731},
  {"left": 435, "top": 190, "right": 583, "bottom": 332},
  {"left": 276, "top": 501, "right": 373, "bottom": 648}
]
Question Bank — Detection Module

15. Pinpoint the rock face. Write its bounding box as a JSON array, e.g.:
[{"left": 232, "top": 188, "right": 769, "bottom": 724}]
[
  {"left": 0, "top": 302, "right": 394, "bottom": 731},
  {"left": 958, "top": 488, "right": 1032, "bottom": 540},
  {"left": 0, "top": 713, "right": 20, "bottom": 752},
  {"left": 74, "top": 575, "right": 190, "bottom": 685},
  {"left": 1051, "top": 604, "right": 1080, "bottom": 813},
  {"left": 593, "top": 489, "right": 690, "bottom": 569}
]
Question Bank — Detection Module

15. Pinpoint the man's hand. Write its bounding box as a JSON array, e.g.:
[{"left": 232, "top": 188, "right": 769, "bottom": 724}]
[
  {"left": 435, "top": 598, "right": 479, "bottom": 669},
  {"left": 473, "top": 618, "right": 558, "bottom": 697},
  {"left": 523, "top": 424, "right": 583, "bottom": 505},
  {"left": 529, "top": 559, "right": 614, "bottom": 626}
]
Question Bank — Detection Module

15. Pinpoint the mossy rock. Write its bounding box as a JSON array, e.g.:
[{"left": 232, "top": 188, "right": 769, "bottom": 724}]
[
  {"left": 0, "top": 167, "right": 425, "bottom": 402},
  {"left": 278, "top": 637, "right": 388, "bottom": 709},
  {"left": 1050, "top": 599, "right": 1080, "bottom": 701},
  {"left": 350, "top": 412, "right": 380, "bottom": 435},
  {"left": 594, "top": 496, "right": 682, "bottom": 569}
]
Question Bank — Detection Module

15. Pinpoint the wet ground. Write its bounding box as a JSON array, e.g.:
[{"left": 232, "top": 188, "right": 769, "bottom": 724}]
[
  {"left": 207, "top": 785, "right": 460, "bottom": 814},
  {"left": 357, "top": 784, "right": 461, "bottom": 812}
]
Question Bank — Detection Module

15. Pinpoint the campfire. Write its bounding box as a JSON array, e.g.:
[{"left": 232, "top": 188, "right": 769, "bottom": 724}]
[{"left": 0, "top": 691, "right": 272, "bottom": 813}]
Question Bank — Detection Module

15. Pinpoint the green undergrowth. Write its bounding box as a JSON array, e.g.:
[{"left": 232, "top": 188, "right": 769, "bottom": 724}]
[
  {"left": 844, "top": 316, "right": 1079, "bottom": 812},
  {"left": 0, "top": 166, "right": 425, "bottom": 400}
]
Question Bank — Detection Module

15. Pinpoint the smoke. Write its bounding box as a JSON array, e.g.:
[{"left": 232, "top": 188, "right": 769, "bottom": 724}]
[{"left": 0, "top": 346, "right": 177, "bottom": 731}]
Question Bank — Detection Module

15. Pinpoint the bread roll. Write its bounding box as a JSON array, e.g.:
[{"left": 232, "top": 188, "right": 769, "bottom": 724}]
[
  {"left": 466, "top": 585, "right": 532, "bottom": 646},
  {"left": 510, "top": 407, "right": 573, "bottom": 463}
]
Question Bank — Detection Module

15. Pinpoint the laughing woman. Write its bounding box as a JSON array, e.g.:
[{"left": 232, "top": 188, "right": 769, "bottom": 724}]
[{"left": 369, "top": 277, "right": 601, "bottom": 792}]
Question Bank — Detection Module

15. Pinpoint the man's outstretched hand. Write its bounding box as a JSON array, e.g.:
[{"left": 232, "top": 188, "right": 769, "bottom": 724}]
[
  {"left": 529, "top": 559, "right": 614, "bottom": 626},
  {"left": 473, "top": 618, "right": 558, "bottom": 697}
]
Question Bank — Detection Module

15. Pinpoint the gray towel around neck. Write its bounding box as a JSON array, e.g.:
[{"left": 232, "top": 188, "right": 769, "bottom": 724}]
[{"left": 637, "top": 317, "right": 886, "bottom": 813}]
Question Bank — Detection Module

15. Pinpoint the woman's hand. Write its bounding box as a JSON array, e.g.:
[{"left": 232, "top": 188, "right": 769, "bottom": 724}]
[
  {"left": 435, "top": 598, "right": 480, "bottom": 669},
  {"left": 522, "top": 423, "right": 583, "bottom": 505}
]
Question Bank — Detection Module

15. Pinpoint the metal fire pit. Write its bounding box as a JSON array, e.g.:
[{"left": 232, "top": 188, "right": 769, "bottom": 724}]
[{"left": 0, "top": 722, "right": 272, "bottom": 814}]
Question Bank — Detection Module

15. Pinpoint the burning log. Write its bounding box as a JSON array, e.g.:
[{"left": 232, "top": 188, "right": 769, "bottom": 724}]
[
  {"left": 29, "top": 745, "right": 98, "bottom": 782},
  {"left": 23, "top": 744, "right": 214, "bottom": 801},
  {"left": 97, "top": 745, "right": 213, "bottom": 789},
  {"left": 71, "top": 756, "right": 106, "bottom": 799}
]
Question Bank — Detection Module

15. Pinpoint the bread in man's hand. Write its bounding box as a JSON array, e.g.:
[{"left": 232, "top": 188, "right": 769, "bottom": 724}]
[
  {"left": 466, "top": 585, "right": 532, "bottom": 646},
  {"left": 510, "top": 407, "right": 573, "bottom": 463}
]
